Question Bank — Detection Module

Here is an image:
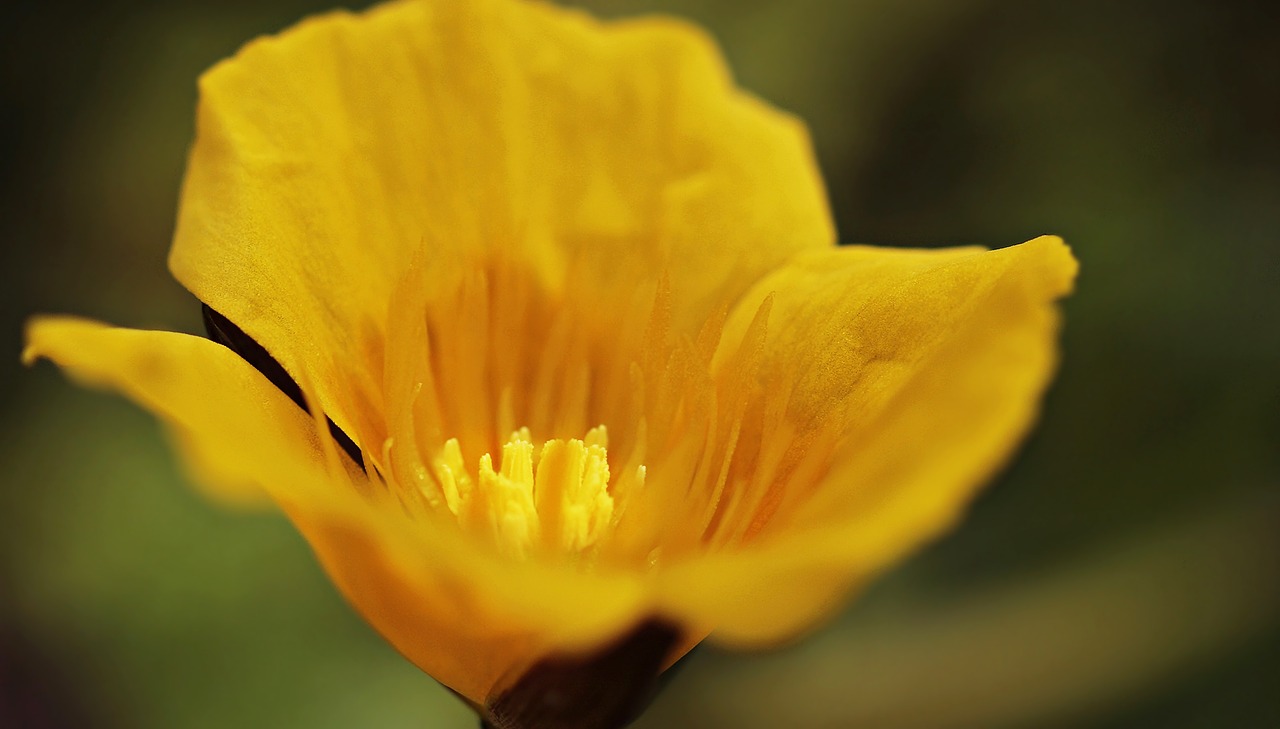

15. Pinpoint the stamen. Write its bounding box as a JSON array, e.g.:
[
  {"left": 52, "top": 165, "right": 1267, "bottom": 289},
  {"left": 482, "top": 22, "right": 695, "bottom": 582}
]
[{"left": 430, "top": 427, "right": 617, "bottom": 559}]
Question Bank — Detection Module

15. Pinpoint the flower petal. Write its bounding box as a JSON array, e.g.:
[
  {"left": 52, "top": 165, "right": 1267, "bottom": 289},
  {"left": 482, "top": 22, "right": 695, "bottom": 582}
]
[
  {"left": 22, "top": 317, "right": 659, "bottom": 702},
  {"left": 22, "top": 316, "right": 336, "bottom": 505},
  {"left": 171, "top": 0, "right": 833, "bottom": 446},
  {"left": 666, "top": 236, "right": 1078, "bottom": 643}
]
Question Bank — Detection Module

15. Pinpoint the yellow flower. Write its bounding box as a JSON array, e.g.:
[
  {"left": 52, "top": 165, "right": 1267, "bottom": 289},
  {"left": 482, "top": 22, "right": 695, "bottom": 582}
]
[{"left": 23, "top": 0, "right": 1076, "bottom": 726}]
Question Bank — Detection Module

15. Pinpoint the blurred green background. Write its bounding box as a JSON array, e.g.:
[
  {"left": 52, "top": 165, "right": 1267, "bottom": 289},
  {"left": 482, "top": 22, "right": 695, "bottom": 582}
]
[{"left": 3, "top": 0, "right": 1277, "bottom": 726}]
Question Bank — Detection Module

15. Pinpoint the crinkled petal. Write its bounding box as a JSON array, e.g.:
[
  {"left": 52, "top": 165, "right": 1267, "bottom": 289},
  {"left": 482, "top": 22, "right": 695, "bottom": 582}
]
[
  {"left": 170, "top": 0, "right": 833, "bottom": 448},
  {"left": 664, "top": 236, "right": 1077, "bottom": 643}
]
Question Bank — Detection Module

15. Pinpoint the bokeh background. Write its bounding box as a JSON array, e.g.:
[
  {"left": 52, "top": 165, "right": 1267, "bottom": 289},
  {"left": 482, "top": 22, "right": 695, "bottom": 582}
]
[{"left": 3, "top": 0, "right": 1278, "bottom": 726}]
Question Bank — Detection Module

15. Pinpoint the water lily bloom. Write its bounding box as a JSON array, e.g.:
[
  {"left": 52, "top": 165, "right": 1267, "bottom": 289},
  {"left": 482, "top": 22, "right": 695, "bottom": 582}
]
[{"left": 24, "top": 0, "right": 1076, "bottom": 726}]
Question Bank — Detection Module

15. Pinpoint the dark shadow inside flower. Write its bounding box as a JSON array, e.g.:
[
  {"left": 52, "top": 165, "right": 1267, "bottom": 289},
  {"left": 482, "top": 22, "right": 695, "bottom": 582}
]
[{"left": 202, "top": 302, "right": 365, "bottom": 467}]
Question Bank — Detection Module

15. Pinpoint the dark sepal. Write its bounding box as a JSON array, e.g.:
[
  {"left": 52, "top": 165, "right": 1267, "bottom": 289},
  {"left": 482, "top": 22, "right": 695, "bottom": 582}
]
[
  {"left": 481, "top": 619, "right": 683, "bottom": 729},
  {"left": 201, "top": 303, "right": 364, "bottom": 467}
]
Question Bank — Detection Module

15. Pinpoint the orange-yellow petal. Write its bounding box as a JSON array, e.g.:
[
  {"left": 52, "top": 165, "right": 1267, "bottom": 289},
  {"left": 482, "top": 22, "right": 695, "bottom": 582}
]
[
  {"left": 21, "top": 316, "right": 655, "bottom": 702},
  {"left": 171, "top": 0, "right": 833, "bottom": 452},
  {"left": 23, "top": 317, "right": 340, "bottom": 506},
  {"left": 663, "top": 236, "right": 1078, "bottom": 644}
]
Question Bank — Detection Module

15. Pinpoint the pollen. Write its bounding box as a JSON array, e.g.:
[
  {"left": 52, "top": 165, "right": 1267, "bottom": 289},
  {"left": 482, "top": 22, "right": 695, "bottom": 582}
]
[{"left": 430, "top": 426, "right": 624, "bottom": 558}]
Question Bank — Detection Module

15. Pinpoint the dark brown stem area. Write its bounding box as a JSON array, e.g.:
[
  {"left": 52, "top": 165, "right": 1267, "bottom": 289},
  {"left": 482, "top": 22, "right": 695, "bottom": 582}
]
[{"left": 482, "top": 620, "right": 683, "bottom": 729}]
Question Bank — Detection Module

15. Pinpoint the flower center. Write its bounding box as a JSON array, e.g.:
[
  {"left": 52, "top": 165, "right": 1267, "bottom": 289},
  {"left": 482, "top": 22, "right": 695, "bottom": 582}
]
[
  {"left": 428, "top": 425, "right": 642, "bottom": 559},
  {"left": 356, "top": 257, "right": 799, "bottom": 566}
]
